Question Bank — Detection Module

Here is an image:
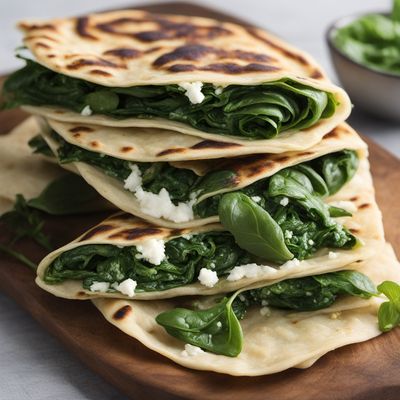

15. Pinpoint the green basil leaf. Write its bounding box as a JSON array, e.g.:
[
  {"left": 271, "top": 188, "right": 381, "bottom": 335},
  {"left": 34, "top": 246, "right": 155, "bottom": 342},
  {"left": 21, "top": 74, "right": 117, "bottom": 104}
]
[
  {"left": 27, "top": 173, "right": 109, "bottom": 215},
  {"left": 329, "top": 205, "right": 352, "bottom": 218},
  {"left": 378, "top": 301, "right": 400, "bottom": 332},
  {"left": 378, "top": 281, "right": 400, "bottom": 310},
  {"left": 218, "top": 193, "right": 293, "bottom": 263},
  {"left": 156, "top": 295, "right": 243, "bottom": 357}
]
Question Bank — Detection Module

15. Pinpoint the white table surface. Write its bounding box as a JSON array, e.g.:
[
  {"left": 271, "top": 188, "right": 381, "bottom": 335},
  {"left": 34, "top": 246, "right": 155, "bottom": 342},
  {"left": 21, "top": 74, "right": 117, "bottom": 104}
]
[{"left": 0, "top": 1, "right": 398, "bottom": 399}]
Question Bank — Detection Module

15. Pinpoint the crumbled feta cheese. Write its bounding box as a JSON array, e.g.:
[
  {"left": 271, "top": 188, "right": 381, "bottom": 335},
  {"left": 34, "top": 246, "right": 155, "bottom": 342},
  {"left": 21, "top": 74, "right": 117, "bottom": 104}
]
[
  {"left": 135, "top": 187, "right": 194, "bottom": 222},
  {"left": 81, "top": 105, "right": 93, "bottom": 116},
  {"left": 227, "top": 263, "right": 277, "bottom": 281},
  {"left": 281, "top": 258, "right": 300, "bottom": 270},
  {"left": 181, "top": 343, "right": 205, "bottom": 357},
  {"left": 123, "top": 164, "right": 142, "bottom": 192},
  {"left": 279, "top": 197, "right": 289, "bottom": 206},
  {"left": 305, "top": 291, "right": 312, "bottom": 296},
  {"left": 123, "top": 164, "right": 195, "bottom": 222},
  {"left": 114, "top": 278, "right": 137, "bottom": 297},
  {"left": 251, "top": 196, "right": 262, "bottom": 203},
  {"left": 328, "top": 200, "right": 357, "bottom": 213},
  {"left": 328, "top": 251, "right": 338, "bottom": 259},
  {"left": 209, "top": 262, "right": 216, "bottom": 269},
  {"left": 136, "top": 238, "right": 165, "bottom": 265},
  {"left": 239, "top": 294, "right": 246, "bottom": 302},
  {"left": 285, "top": 230, "right": 293, "bottom": 239},
  {"left": 216, "top": 321, "right": 222, "bottom": 328},
  {"left": 214, "top": 86, "right": 224, "bottom": 95},
  {"left": 260, "top": 306, "right": 271, "bottom": 317},
  {"left": 261, "top": 299, "right": 269, "bottom": 306},
  {"left": 179, "top": 81, "right": 205, "bottom": 104},
  {"left": 308, "top": 239, "right": 314, "bottom": 245},
  {"left": 198, "top": 268, "right": 219, "bottom": 287},
  {"left": 182, "top": 234, "right": 193, "bottom": 240},
  {"left": 89, "top": 281, "right": 110, "bottom": 292}
]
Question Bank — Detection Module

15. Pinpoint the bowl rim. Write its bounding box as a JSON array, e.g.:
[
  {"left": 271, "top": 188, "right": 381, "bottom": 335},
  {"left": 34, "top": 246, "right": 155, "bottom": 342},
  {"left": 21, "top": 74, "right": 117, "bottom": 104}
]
[{"left": 325, "top": 10, "right": 400, "bottom": 80}]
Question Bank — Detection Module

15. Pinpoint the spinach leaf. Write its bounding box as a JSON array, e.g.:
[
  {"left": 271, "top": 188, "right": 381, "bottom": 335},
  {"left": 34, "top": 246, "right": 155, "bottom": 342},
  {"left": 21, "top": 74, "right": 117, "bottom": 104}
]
[
  {"left": 2, "top": 59, "right": 337, "bottom": 140},
  {"left": 269, "top": 168, "right": 333, "bottom": 225},
  {"left": 28, "top": 134, "right": 54, "bottom": 157},
  {"left": 156, "top": 294, "right": 243, "bottom": 357},
  {"left": 27, "top": 174, "right": 109, "bottom": 215},
  {"left": 219, "top": 193, "right": 293, "bottom": 263},
  {"left": 377, "top": 281, "right": 400, "bottom": 332},
  {"left": 0, "top": 194, "right": 52, "bottom": 251},
  {"left": 310, "top": 150, "right": 359, "bottom": 195}
]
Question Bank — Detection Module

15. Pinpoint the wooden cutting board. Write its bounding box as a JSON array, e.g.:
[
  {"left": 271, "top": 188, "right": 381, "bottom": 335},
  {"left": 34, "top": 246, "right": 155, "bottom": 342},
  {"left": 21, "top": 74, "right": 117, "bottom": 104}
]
[{"left": 1, "top": 2, "right": 400, "bottom": 399}]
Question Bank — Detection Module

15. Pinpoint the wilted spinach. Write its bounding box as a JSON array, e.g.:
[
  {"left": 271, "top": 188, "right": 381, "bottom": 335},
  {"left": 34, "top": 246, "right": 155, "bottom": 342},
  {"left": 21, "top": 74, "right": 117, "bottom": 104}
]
[
  {"left": 44, "top": 233, "right": 254, "bottom": 291},
  {"left": 2, "top": 59, "right": 337, "bottom": 139}
]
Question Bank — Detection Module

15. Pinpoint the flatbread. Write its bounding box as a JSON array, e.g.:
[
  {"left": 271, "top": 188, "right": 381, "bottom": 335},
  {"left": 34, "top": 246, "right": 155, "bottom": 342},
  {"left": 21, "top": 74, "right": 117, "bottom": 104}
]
[
  {"left": 92, "top": 243, "right": 400, "bottom": 376},
  {"left": 19, "top": 9, "right": 351, "bottom": 148},
  {"left": 0, "top": 117, "right": 64, "bottom": 214},
  {"left": 43, "top": 117, "right": 353, "bottom": 160}
]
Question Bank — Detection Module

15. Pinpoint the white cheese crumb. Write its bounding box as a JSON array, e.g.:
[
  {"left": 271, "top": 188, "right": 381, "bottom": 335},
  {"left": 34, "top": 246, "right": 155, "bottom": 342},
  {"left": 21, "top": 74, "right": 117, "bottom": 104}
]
[
  {"left": 198, "top": 268, "right": 219, "bottom": 288},
  {"left": 285, "top": 230, "right": 293, "bottom": 239},
  {"left": 260, "top": 306, "right": 271, "bottom": 317},
  {"left": 279, "top": 197, "right": 289, "bottom": 206},
  {"left": 181, "top": 343, "right": 205, "bottom": 357},
  {"left": 89, "top": 281, "right": 110, "bottom": 292},
  {"left": 113, "top": 278, "right": 137, "bottom": 297},
  {"left": 281, "top": 258, "right": 300, "bottom": 270},
  {"left": 328, "top": 251, "right": 338, "bottom": 259},
  {"left": 328, "top": 200, "right": 357, "bottom": 213},
  {"left": 209, "top": 262, "right": 216, "bottom": 269},
  {"left": 123, "top": 164, "right": 142, "bottom": 192},
  {"left": 182, "top": 234, "right": 193, "bottom": 240},
  {"left": 179, "top": 81, "right": 205, "bottom": 104},
  {"left": 227, "top": 263, "right": 277, "bottom": 281},
  {"left": 136, "top": 238, "right": 165, "bottom": 265},
  {"left": 81, "top": 105, "right": 93, "bottom": 116},
  {"left": 308, "top": 239, "right": 314, "bottom": 245},
  {"left": 261, "top": 299, "right": 269, "bottom": 306},
  {"left": 239, "top": 294, "right": 246, "bottom": 302},
  {"left": 251, "top": 196, "right": 262, "bottom": 203},
  {"left": 214, "top": 86, "right": 224, "bottom": 95},
  {"left": 123, "top": 164, "right": 195, "bottom": 223},
  {"left": 216, "top": 321, "right": 222, "bottom": 328}
]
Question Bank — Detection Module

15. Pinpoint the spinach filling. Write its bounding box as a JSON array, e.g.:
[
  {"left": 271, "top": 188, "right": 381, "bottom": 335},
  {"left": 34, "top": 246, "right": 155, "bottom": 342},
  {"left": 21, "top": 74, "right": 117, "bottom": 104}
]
[
  {"left": 333, "top": 0, "right": 400, "bottom": 75},
  {"left": 156, "top": 270, "right": 378, "bottom": 356},
  {"left": 44, "top": 233, "right": 254, "bottom": 291},
  {"left": 39, "top": 133, "right": 357, "bottom": 260},
  {"left": 3, "top": 59, "right": 337, "bottom": 139}
]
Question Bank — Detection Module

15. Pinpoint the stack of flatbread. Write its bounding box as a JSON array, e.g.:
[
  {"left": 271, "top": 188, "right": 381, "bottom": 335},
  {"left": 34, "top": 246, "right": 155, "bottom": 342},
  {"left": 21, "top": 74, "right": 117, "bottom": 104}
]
[{"left": 3, "top": 10, "right": 400, "bottom": 375}]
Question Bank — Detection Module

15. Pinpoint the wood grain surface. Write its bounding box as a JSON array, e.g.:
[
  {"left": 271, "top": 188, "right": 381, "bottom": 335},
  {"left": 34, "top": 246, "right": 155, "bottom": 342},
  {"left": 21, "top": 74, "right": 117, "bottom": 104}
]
[{"left": 0, "top": 3, "right": 399, "bottom": 399}]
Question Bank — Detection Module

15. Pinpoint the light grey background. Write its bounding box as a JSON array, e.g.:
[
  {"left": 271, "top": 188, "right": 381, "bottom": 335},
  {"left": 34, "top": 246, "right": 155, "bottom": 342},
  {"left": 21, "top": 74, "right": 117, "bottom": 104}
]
[{"left": 0, "top": 1, "right": 398, "bottom": 399}]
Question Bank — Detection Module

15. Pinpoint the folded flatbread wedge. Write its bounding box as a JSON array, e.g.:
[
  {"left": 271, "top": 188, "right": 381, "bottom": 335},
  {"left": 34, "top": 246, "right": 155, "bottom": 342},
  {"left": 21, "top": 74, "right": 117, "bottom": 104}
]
[
  {"left": 92, "top": 243, "right": 400, "bottom": 375},
  {"left": 39, "top": 122, "right": 369, "bottom": 233},
  {"left": 3, "top": 10, "right": 351, "bottom": 151}
]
